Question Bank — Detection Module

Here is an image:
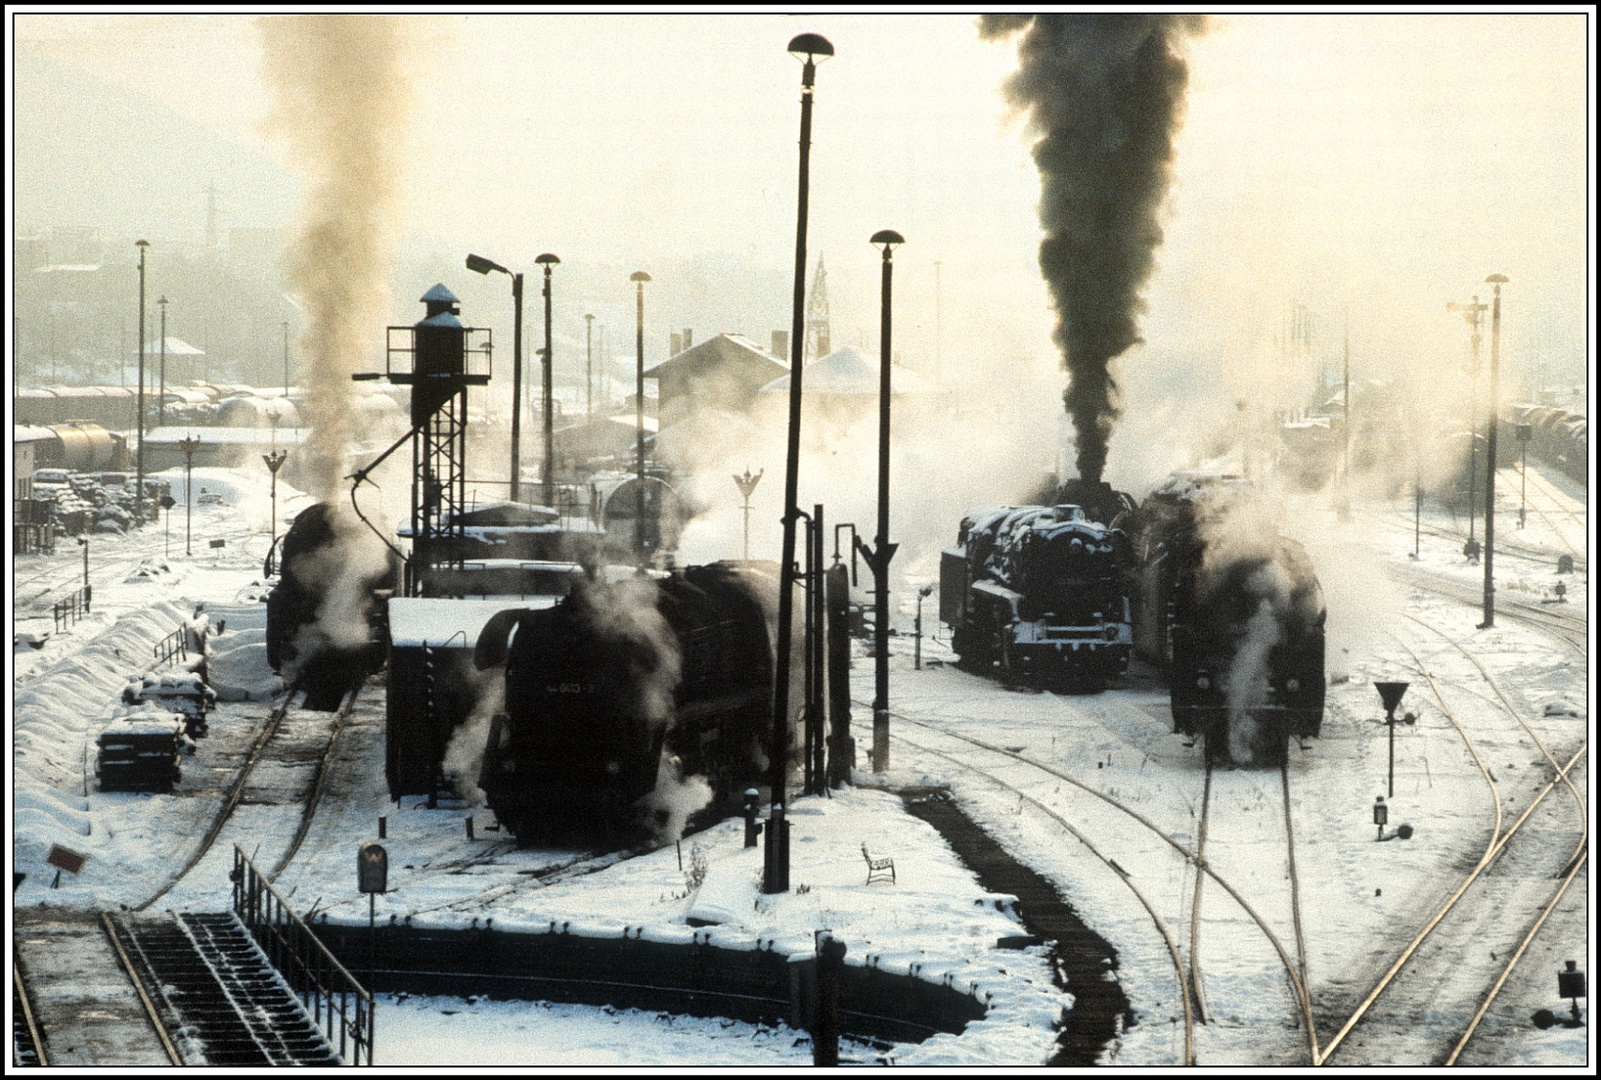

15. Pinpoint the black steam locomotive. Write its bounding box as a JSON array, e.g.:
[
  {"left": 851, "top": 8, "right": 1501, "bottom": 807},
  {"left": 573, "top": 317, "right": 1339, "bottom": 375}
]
[
  {"left": 940, "top": 502, "right": 1134, "bottom": 690},
  {"left": 265, "top": 502, "right": 399, "bottom": 710},
  {"left": 1128, "top": 473, "right": 1326, "bottom": 765},
  {"left": 472, "top": 562, "right": 777, "bottom": 841}
]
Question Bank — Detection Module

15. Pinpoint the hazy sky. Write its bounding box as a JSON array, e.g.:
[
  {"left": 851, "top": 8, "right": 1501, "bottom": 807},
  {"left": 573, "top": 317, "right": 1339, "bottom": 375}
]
[{"left": 12, "top": 12, "right": 1592, "bottom": 424}]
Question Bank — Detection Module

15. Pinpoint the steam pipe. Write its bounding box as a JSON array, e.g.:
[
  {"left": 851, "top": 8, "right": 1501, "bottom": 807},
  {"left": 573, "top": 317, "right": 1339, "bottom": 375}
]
[
  {"left": 631, "top": 271, "right": 651, "bottom": 565},
  {"left": 537, "top": 253, "right": 561, "bottom": 510}
]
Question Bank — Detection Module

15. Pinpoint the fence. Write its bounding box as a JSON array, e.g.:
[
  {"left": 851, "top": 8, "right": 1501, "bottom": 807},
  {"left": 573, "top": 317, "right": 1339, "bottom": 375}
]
[
  {"left": 152, "top": 625, "right": 189, "bottom": 668},
  {"left": 51, "top": 586, "right": 91, "bottom": 633},
  {"left": 231, "top": 845, "right": 375, "bottom": 1065}
]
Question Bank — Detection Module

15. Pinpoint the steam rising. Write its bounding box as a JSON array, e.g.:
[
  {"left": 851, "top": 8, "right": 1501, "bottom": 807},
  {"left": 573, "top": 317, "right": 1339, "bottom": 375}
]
[
  {"left": 261, "top": 16, "right": 414, "bottom": 500},
  {"left": 981, "top": 14, "right": 1204, "bottom": 484}
]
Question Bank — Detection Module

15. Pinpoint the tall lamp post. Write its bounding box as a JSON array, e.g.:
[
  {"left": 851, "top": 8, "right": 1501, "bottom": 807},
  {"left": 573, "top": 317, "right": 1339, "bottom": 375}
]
[
  {"left": 864, "top": 229, "right": 904, "bottom": 772},
  {"left": 1516, "top": 422, "right": 1532, "bottom": 528},
  {"left": 467, "top": 254, "right": 525, "bottom": 502},
  {"left": 135, "top": 240, "right": 149, "bottom": 527},
  {"left": 157, "top": 296, "right": 169, "bottom": 427},
  {"left": 179, "top": 435, "right": 201, "bottom": 556},
  {"left": 1479, "top": 274, "right": 1508, "bottom": 629},
  {"left": 585, "top": 313, "right": 595, "bottom": 427},
  {"left": 283, "top": 320, "right": 291, "bottom": 398},
  {"left": 1446, "top": 296, "right": 1487, "bottom": 554},
  {"left": 631, "top": 271, "right": 652, "bottom": 562},
  {"left": 536, "top": 254, "right": 561, "bottom": 508},
  {"left": 766, "top": 31, "right": 833, "bottom": 895}
]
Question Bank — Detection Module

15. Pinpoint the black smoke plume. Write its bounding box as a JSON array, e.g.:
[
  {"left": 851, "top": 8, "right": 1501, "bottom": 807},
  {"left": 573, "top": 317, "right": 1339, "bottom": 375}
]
[{"left": 981, "top": 14, "right": 1204, "bottom": 484}]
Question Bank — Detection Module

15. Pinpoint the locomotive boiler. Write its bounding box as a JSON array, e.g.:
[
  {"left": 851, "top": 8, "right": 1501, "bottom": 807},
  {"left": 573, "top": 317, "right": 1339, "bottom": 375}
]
[
  {"left": 265, "top": 502, "right": 400, "bottom": 710},
  {"left": 1128, "top": 473, "right": 1326, "bottom": 765},
  {"left": 472, "top": 561, "right": 777, "bottom": 841},
  {"left": 940, "top": 504, "right": 1133, "bottom": 690}
]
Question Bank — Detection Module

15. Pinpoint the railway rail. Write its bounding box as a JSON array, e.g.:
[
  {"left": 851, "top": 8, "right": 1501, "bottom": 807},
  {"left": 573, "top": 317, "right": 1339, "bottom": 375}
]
[
  {"left": 1386, "top": 561, "right": 1587, "bottom": 656},
  {"left": 878, "top": 701, "right": 1321, "bottom": 1065},
  {"left": 134, "top": 678, "right": 362, "bottom": 912},
  {"left": 1314, "top": 625, "right": 1588, "bottom": 1065}
]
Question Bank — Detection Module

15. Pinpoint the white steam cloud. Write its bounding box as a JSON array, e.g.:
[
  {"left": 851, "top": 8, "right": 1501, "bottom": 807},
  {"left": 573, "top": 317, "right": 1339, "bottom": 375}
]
[{"left": 261, "top": 15, "right": 415, "bottom": 502}]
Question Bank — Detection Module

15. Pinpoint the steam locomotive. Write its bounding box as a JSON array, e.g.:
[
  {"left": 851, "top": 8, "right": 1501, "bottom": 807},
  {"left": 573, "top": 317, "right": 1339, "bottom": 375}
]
[
  {"left": 265, "top": 502, "right": 399, "bottom": 710},
  {"left": 1127, "top": 473, "right": 1326, "bottom": 765},
  {"left": 472, "top": 561, "right": 778, "bottom": 841},
  {"left": 940, "top": 502, "right": 1134, "bottom": 690}
]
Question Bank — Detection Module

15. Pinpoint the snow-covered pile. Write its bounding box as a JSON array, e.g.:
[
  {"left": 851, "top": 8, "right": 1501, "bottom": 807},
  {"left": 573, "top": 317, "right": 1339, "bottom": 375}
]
[{"left": 13, "top": 599, "right": 198, "bottom": 870}]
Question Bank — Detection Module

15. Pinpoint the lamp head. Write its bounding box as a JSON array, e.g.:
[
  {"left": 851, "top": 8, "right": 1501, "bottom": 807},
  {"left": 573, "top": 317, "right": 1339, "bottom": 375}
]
[
  {"left": 789, "top": 32, "right": 833, "bottom": 88},
  {"left": 466, "top": 253, "right": 505, "bottom": 276},
  {"left": 1486, "top": 273, "right": 1508, "bottom": 285},
  {"left": 871, "top": 229, "right": 906, "bottom": 255},
  {"left": 158, "top": 295, "right": 168, "bottom": 307},
  {"left": 536, "top": 253, "right": 560, "bottom": 266},
  {"left": 630, "top": 271, "right": 652, "bottom": 284},
  {"left": 136, "top": 239, "right": 149, "bottom": 249},
  {"left": 788, "top": 33, "right": 834, "bottom": 62}
]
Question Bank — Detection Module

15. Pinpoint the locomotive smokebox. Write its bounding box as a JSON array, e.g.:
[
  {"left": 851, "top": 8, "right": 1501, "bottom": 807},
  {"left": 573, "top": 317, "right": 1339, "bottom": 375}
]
[{"left": 411, "top": 284, "right": 467, "bottom": 426}]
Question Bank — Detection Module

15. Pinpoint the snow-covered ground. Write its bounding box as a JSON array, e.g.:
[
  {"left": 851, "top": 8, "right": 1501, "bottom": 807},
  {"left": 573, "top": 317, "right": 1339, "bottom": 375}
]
[{"left": 9, "top": 458, "right": 1593, "bottom": 1067}]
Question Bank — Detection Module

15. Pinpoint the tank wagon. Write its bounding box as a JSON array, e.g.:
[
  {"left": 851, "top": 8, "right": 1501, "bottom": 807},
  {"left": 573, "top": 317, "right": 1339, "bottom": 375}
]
[
  {"left": 1127, "top": 473, "right": 1326, "bottom": 765},
  {"left": 940, "top": 503, "right": 1133, "bottom": 690},
  {"left": 472, "top": 561, "right": 777, "bottom": 841}
]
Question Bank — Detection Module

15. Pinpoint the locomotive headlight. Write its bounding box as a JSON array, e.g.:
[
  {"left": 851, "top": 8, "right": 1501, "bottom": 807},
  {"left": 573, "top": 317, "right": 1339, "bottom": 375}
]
[
  {"left": 1286, "top": 678, "right": 1300, "bottom": 693},
  {"left": 1196, "top": 675, "right": 1211, "bottom": 690},
  {"left": 1104, "top": 623, "right": 1119, "bottom": 641},
  {"left": 606, "top": 761, "right": 620, "bottom": 775}
]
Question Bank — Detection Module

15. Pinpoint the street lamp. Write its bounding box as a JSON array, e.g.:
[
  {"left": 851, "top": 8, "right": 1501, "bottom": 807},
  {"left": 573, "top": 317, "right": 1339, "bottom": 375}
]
[
  {"left": 135, "top": 240, "right": 149, "bottom": 527},
  {"left": 585, "top": 313, "right": 595, "bottom": 427},
  {"left": 734, "top": 468, "right": 764, "bottom": 562},
  {"left": 631, "top": 271, "right": 652, "bottom": 563},
  {"left": 467, "top": 253, "right": 525, "bottom": 502},
  {"left": 157, "top": 296, "right": 169, "bottom": 427},
  {"left": 767, "top": 31, "right": 833, "bottom": 896},
  {"left": 536, "top": 253, "right": 561, "bottom": 509},
  {"left": 263, "top": 448, "right": 288, "bottom": 551},
  {"left": 866, "top": 229, "right": 904, "bottom": 772},
  {"left": 1516, "top": 422, "right": 1532, "bottom": 528},
  {"left": 179, "top": 434, "right": 201, "bottom": 556},
  {"left": 1446, "top": 296, "right": 1488, "bottom": 557},
  {"left": 1479, "top": 274, "right": 1508, "bottom": 630}
]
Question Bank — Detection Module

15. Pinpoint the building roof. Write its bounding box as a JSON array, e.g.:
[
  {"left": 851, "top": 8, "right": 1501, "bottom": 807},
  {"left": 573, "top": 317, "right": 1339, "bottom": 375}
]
[
  {"left": 139, "top": 426, "right": 309, "bottom": 446},
  {"left": 142, "top": 336, "right": 205, "bottom": 356},
  {"left": 642, "top": 333, "right": 788, "bottom": 381},
  {"left": 14, "top": 425, "right": 57, "bottom": 444},
  {"left": 758, "top": 345, "right": 944, "bottom": 396}
]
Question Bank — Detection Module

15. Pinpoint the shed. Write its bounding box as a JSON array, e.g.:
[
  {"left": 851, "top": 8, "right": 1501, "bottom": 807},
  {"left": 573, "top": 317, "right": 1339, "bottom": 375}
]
[{"left": 644, "top": 333, "right": 788, "bottom": 429}]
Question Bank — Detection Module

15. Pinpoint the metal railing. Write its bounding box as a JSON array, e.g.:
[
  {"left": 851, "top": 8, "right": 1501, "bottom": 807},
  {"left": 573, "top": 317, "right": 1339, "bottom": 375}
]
[
  {"left": 52, "top": 585, "right": 91, "bottom": 632},
  {"left": 231, "top": 844, "right": 375, "bottom": 1065},
  {"left": 152, "top": 625, "right": 189, "bottom": 668}
]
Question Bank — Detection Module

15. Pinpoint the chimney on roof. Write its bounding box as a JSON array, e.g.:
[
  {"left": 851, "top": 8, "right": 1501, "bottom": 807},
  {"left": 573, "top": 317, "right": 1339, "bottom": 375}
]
[
  {"left": 670, "top": 332, "right": 682, "bottom": 356},
  {"left": 772, "top": 331, "right": 788, "bottom": 360},
  {"left": 682, "top": 328, "right": 693, "bottom": 350}
]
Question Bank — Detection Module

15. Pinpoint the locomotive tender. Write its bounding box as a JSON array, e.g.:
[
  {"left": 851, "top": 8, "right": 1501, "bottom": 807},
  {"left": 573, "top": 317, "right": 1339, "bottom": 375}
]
[
  {"left": 941, "top": 504, "right": 1134, "bottom": 690},
  {"left": 472, "top": 561, "right": 778, "bottom": 841},
  {"left": 1128, "top": 473, "right": 1326, "bottom": 765}
]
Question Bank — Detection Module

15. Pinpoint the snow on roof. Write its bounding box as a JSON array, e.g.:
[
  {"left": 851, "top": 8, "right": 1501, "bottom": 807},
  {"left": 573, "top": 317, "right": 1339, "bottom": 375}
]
[
  {"left": 140, "top": 426, "right": 310, "bottom": 445},
  {"left": 643, "top": 333, "right": 788, "bottom": 380},
  {"left": 142, "top": 336, "right": 205, "bottom": 355},
  {"left": 388, "top": 596, "right": 560, "bottom": 648},
  {"left": 15, "top": 425, "right": 57, "bottom": 443},
  {"left": 758, "top": 346, "right": 943, "bottom": 396}
]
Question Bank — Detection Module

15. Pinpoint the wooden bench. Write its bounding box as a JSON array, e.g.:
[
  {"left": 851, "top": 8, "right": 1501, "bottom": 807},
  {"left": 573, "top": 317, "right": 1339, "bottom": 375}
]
[{"left": 862, "top": 843, "right": 895, "bottom": 886}]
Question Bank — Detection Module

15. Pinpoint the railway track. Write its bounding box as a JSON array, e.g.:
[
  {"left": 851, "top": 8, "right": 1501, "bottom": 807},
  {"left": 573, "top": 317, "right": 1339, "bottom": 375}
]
[
  {"left": 134, "top": 678, "right": 364, "bottom": 912},
  {"left": 878, "top": 702, "right": 1321, "bottom": 1066},
  {"left": 1385, "top": 561, "right": 1587, "bottom": 656},
  {"left": 1314, "top": 622, "right": 1588, "bottom": 1065}
]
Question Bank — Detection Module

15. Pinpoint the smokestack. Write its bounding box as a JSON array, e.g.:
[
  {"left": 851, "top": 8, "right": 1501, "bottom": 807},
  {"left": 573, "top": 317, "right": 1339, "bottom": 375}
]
[
  {"left": 980, "top": 14, "right": 1203, "bottom": 484},
  {"left": 772, "top": 330, "right": 788, "bottom": 360}
]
